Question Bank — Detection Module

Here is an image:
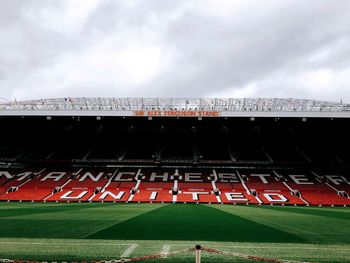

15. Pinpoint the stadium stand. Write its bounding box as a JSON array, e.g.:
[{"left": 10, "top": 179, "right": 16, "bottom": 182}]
[
  {"left": 242, "top": 170, "right": 306, "bottom": 205},
  {"left": 0, "top": 98, "right": 349, "bottom": 206},
  {"left": 1, "top": 167, "right": 347, "bottom": 205}
]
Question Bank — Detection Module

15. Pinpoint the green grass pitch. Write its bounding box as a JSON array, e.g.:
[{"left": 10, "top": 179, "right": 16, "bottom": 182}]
[{"left": 0, "top": 202, "right": 349, "bottom": 262}]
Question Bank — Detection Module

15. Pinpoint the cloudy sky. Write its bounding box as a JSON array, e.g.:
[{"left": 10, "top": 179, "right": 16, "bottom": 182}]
[{"left": 0, "top": 0, "right": 350, "bottom": 102}]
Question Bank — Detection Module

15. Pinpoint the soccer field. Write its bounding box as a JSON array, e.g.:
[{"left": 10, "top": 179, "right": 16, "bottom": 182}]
[{"left": 0, "top": 203, "right": 349, "bottom": 262}]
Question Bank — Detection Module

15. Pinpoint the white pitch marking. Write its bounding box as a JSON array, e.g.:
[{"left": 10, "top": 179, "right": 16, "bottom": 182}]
[
  {"left": 0, "top": 241, "right": 348, "bottom": 251},
  {"left": 121, "top": 244, "right": 138, "bottom": 258},
  {"left": 153, "top": 244, "right": 350, "bottom": 251},
  {"left": 161, "top": 245, "right": 170, "bottom": 257},
  {"left": 0, "top": 241, "right": 132, "bottom": 246}
]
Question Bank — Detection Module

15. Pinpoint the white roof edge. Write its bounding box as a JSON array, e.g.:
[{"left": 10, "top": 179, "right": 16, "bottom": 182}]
[
  {"left": 0, "top": 97, "right": 349, "bottom": 117},
  {"left": 0, "top": 109, "right": 350, "bottom": 118}
]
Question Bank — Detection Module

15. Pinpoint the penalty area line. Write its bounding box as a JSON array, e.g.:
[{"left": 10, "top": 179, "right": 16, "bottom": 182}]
[
  {"left": 121, "top": 244, "right": 139, "bottom": 258},
  {"left": 165, "top": 244, "right": 350, "bottom": 251},
  {"left": 161, "top": 245, "right": 170, "bottom": 257},
  {"left": 200, "top": 245, "right": 350, "bottom": 251}
]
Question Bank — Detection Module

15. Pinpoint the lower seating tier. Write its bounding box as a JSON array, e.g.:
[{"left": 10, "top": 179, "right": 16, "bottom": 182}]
[{"left": 0, "top": 168, "right": 349, "bottom": 206}]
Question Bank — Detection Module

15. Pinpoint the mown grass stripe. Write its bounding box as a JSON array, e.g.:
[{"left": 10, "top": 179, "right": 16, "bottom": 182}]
[
  {"left": 80, "top": 204, "right": 164, "bottom": 238},
  {"left": 259, "top": 205, "right": 350, "bottom": 220},
  {"left": 86, "top": 204, "right": 306, "bottom": 243},
  {"left": 209, "top": 204, "right": 350, "bottom": 244},
  {"left": 0, "top": 241, "right": 134, "bottom": 246},
  {"left": 0, "top": 203, "right": 349, "bottom": 262},
  {"left": 0, "top": 203, "right": 164, "bottom": 239}
]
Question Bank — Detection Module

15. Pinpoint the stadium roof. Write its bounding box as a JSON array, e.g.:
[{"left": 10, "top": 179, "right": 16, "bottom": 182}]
[{"left": 0, "top": 97, "right": 349, "bottom": 118}]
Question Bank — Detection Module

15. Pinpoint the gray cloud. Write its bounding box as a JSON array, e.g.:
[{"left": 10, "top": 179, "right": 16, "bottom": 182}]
[{"left": 0, "top": 0, "right": 350, "bottom": 102}]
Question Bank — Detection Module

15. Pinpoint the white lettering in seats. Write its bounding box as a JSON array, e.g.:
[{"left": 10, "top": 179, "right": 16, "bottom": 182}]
[
  {"left": 289, "top": 174, "right": 313, "bottom": 185},
  {"left": 263, "top": 193, "right": 287, "bottom": 202},
  {"left": 41, "top": 172, "right": 65, "bottom": 181},
  {"left": 251, "top": 174, "right": 270, "bottom": 184}
]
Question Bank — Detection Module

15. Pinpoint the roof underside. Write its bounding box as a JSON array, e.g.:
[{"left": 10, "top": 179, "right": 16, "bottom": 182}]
[{"left": 0, "top": 97, "right": 349, "bottom": 118}]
